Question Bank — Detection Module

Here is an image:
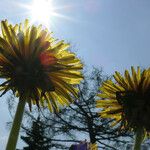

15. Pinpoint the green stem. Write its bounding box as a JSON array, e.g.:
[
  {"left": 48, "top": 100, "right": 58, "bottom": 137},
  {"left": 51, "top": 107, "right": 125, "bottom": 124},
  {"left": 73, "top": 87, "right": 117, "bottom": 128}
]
[
  {"left": 133, "top": 128, "right": 144, "bottom": 150},
  {"left": 6, "top": 99, "right": 26, "bottom": 150}
]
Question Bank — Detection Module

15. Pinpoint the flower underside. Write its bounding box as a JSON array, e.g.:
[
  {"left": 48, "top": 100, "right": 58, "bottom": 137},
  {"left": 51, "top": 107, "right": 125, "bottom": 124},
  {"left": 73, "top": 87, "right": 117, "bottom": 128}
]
[
  {"left": 0, "top": 20, "right": 83, "bottom": 111},
  {"left": 97, "top": 67, "right": 150, "bottom": 132}
]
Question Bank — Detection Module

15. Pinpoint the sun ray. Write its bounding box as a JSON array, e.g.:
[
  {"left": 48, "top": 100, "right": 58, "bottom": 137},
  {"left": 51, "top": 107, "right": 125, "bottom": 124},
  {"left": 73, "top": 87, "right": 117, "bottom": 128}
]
[{"left": 16, "top": 0, "right": 75, "bottom": 29}]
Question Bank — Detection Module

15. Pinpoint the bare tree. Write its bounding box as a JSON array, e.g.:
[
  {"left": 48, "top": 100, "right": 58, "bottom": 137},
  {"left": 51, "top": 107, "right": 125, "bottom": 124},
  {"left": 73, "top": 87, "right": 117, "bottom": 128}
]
[{"left": 8, "top": 67, "right": 132, "bottom": 150}]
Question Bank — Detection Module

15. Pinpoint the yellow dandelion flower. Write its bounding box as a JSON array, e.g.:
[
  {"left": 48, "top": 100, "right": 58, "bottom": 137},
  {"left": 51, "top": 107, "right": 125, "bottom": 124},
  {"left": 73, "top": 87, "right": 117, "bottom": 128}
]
[
  {"left": 89, "top": 143, "right": 98, "bottom": 150},
  {"left": 0, "top": 19, "right": 83, "bottom": 112},
  {"left": 2, "top": 19, "right": 83, "bottom": 150},
  {"left": 97, "top": 66, "right": 150, "bottom": 132}
]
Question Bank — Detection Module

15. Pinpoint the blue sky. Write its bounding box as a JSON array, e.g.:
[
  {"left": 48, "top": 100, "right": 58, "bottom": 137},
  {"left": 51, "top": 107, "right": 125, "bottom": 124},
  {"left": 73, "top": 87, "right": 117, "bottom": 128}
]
[{"left": 0, "top": 0, "right": 150, "bottom": 149}]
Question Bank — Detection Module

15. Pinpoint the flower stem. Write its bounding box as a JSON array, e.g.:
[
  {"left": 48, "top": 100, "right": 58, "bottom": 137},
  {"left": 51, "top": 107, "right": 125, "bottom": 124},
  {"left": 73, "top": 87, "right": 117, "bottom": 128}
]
[
  {"left": 6, "top": 99, "right": 26, "bottom": 150},
  {"left": 133, "top": 128, "right": 144, "bottom": 150}
]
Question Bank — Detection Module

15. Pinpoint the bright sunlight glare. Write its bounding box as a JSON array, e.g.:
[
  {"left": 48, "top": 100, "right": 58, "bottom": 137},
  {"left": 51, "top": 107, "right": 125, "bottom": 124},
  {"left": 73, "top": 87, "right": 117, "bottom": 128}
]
[
  {"left": 18, "top": 0, "right": 75, "bottom": 29},
  {"left": 30, "top": 0, "right": 54, "bottom": 27}
]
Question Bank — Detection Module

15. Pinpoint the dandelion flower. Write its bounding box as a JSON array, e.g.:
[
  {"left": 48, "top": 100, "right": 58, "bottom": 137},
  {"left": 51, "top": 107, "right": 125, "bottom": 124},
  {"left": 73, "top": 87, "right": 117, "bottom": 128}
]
[
  {"left": 90, "top": 143, "right": 98, "bottom": 150},
  {"left": 0, "top": 20, "right": 83, "bottom": 112},
  {"left": 97, "top": 67, "right": 150, "bottom": 132},
  {"left": 2, "top": 19, "right": 83, "bottom": 150}
]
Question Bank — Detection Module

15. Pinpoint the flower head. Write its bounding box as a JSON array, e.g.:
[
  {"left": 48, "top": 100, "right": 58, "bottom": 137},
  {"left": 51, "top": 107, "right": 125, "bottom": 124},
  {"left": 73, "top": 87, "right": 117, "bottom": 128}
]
[
  {"left": 0, "top": 20, "right": 83, "bottom": 111},
  {"left": 90, "top": 143, "right": 98, "bottom": 150},
  {"left": 97, "top": 67, "right": 150, "bottom": 132}
]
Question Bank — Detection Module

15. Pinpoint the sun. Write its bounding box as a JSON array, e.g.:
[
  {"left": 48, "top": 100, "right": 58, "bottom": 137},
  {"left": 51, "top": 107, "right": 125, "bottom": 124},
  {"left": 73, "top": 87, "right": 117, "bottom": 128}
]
[
  {"left": 18, "top": 0, "right": 73, "bottom": 29},
  {"left": 30, "top": 0, "right": 54, "bottom": 27},
  {"left": 27, "top": 0, "right": 54, "bottom": 28}
]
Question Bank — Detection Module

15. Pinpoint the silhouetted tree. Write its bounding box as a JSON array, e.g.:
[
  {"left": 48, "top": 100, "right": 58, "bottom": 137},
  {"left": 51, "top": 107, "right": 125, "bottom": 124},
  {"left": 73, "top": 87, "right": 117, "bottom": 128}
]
[
  {"left": 21, "top": 116, "right": 50, "bottom": 150},
  {"left": 8, "top": 67, "right": 132, "bottom": 150}
]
